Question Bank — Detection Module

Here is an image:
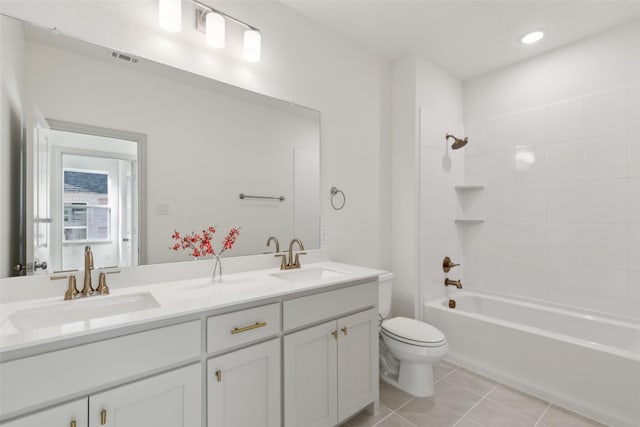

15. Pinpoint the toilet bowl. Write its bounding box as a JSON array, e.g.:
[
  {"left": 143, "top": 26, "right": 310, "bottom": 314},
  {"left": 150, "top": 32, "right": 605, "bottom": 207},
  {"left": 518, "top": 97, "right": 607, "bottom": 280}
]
[{"left": 378, "top": 273, "right": 448, "bottom": 397}]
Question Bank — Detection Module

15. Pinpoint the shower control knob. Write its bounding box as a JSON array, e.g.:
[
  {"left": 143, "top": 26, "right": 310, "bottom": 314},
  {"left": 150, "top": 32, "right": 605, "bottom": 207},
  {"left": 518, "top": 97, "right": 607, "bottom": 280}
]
[{"left": 442, "top": 257, "right": 460, "bottom": 273}]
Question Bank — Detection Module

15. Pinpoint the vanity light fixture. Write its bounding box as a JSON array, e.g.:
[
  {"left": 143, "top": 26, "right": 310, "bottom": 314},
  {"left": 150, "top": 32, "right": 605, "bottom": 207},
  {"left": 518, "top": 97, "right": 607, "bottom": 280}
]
[
  {"left": 205, "top": 11, "right": 225, "bottom": 48},
  {"left": 158, "top": 0, "right": 182, "bottom": 32},
  {"left": 243, "top": 29, "right": 261, "bottom": 62},
  {"left": 521, "top": 30, "right": 544, "bottom": 45},
  {"left": 160, "top": 0, "right": 261, "bottom": 62}
]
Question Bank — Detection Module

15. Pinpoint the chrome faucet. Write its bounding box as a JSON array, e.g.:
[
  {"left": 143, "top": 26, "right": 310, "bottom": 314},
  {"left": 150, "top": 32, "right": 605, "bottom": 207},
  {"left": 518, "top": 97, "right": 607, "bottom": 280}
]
[
  {"left": 266, "top": 236, "right": 280, "bottom": 253},
  {"left": 444, "top": 278, "right": 462, "bottom": 289},
  {"left": 81, "top": 245, "right": 94, "bottom": 295},
  {"left": 277, "top": 238, "right": 307, "bottom": 270}
]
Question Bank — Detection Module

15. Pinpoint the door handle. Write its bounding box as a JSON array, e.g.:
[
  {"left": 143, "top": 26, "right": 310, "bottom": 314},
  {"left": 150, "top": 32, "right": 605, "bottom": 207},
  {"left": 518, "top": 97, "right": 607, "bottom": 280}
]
[{"left": 101, "top": 409, "right": 107, "bottom": 425}]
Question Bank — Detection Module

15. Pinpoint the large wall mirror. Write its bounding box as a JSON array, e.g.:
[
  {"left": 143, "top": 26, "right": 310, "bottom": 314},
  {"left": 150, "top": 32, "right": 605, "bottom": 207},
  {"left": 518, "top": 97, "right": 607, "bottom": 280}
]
[{"left": 0, "top": 14, "right": 320, "bottom": 278}]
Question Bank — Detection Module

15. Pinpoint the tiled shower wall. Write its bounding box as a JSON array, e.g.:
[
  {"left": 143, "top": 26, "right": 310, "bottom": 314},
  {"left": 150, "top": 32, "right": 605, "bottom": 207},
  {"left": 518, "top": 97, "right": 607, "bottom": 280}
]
[
  {"left": 462, "top": 84, "right": 640, "bottom": 319},
  {"left": 419, "top": 108, "right": 465, "bottom": 305}
]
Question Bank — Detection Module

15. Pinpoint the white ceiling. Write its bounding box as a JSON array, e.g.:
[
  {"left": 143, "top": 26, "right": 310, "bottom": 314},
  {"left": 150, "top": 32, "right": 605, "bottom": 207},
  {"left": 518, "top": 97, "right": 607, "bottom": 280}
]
[{"left": 281, "top": 0, "right": 640, "bottom": 81}]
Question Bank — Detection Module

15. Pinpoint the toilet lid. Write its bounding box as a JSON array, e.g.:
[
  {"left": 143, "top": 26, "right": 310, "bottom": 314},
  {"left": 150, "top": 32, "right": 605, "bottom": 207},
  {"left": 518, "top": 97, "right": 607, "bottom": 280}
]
[{"left": 381, "top": 317, "right": 446, "bottom": 346}]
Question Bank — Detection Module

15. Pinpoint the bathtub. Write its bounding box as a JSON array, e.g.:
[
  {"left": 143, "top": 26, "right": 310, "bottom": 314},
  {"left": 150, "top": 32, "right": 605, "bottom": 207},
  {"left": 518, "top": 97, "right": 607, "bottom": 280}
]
[{"left": 424, "top": 291, "right": 640, "bottom": 427}]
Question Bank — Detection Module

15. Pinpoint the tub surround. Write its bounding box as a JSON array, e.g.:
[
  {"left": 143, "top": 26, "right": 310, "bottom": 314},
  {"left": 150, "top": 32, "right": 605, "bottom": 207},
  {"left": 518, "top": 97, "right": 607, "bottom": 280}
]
[{"left": 425, "top": 290, "right": 640, "bottom": 427}]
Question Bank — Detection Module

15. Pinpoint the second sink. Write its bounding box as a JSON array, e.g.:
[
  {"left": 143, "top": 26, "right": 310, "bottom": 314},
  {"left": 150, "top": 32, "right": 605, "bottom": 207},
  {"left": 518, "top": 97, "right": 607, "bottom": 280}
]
[{"left": 270, "top": 267, "right": 344, "bottom": 283}]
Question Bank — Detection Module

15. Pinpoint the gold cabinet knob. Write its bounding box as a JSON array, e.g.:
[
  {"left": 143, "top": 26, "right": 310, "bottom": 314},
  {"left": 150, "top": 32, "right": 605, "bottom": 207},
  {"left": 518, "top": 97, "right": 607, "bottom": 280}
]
[
  {"left": 70, "top": 421, "right": 77, "bottom": 427},
  {"left": 101, "top": 409, "right": 107, "bottom": 425},
  {"left": 215, "top": 370, "right": 222, "bottom": 382},
  {"left": 331, "top": 330, "right": 338, "bottom": 340},
  {"left": 341, "top": 326, "right": 348, "bottom": 336}
]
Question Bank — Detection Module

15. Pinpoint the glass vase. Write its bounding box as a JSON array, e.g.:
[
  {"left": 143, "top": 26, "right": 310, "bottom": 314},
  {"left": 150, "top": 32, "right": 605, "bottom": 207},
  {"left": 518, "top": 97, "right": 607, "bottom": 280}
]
[{"left": 212, "top": 254, "right": 222, "bottom": 281}]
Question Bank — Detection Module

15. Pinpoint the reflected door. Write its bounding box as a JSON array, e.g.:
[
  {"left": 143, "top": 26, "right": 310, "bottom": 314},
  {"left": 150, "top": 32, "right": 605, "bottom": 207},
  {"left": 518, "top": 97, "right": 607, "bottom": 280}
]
[{"left": 34, "top": 123, "right": 141, "bottom": 273}]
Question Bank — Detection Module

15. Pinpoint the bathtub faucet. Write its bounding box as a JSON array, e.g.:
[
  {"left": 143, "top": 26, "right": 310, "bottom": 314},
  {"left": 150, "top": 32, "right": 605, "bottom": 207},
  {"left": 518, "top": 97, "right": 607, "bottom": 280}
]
[{"left": 444, "top": 278, "right": 462, "bottom": 289}]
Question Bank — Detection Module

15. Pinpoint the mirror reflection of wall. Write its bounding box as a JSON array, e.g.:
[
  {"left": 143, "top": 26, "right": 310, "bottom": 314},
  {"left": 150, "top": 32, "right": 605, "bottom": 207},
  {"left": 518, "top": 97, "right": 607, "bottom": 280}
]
[{"left": 0, "top": 15, "right": 320, "bottom": 277}]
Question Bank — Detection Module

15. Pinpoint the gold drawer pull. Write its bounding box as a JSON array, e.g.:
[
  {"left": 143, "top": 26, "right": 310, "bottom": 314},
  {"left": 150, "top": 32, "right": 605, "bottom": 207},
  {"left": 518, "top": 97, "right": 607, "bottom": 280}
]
[
  {"left": 341, "top": 326, "right": 348, "bottom": 336},
  {"left": 71, "top": 421, "right": 77, "bottom": 427},
  {"left": 231, "top": 321, "right": 267, "bottom": 335},
  {"left": 101, "top": 409, "right": 107, "bottom": 425},
  {"left": 215, "top": 370, "right": 222, "bottom": 382},
  {"left": 331, "top": 330, "right": 338, "bottom": 340}
]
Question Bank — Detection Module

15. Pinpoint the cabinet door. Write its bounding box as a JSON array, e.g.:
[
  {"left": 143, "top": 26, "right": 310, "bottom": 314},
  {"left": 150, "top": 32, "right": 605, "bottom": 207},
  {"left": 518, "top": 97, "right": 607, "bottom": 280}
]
[
  {"left": 89, "top": 363, "right": 201, "bottom": 427},
  {"left": 0, "top": 398, "right": 88, "bottom": 427},
  {"left": 284, "top": 320, "right": 338, "bottom": 427},
  {"left": 207, "top": 338, "right": 280, "bottom": 427},
  {"left": 337, "top": 308, "right": 378, "bottom": 422}
]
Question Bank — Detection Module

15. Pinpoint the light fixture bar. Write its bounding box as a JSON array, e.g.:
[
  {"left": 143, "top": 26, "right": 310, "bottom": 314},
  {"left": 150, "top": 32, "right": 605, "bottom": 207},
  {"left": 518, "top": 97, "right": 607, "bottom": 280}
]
[{"left": 190, "top": 0, "right": 258, "bottom": 31}]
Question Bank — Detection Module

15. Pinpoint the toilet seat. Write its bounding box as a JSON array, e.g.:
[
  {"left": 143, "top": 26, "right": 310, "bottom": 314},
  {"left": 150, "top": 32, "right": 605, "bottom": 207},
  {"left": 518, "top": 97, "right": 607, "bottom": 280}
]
[{"left": 381, "top": 317, "right": 446, "bottom": 348}]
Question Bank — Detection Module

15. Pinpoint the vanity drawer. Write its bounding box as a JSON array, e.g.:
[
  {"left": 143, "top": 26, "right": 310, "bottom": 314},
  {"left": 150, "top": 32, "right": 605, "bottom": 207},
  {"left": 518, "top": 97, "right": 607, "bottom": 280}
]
[
  {"left": 207, "top": 303, "right": 280, "bottom": 354},
  {"left": 0, "top": 320, "right": 200, "bottom": 418},
  {"left": 283, "top": 281, "right": 377, "bottom": 331}
]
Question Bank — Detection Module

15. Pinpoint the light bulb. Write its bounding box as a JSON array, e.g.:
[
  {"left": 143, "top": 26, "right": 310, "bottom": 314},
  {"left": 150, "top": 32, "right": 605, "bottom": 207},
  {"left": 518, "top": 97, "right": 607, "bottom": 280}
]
[
  {"left": 159, "top": 0, "right": 182, "bottom": 32},
  {"left": 243, "top": 29, "right": 261, "bottom": 62},
  {"left": 206, "top": 12, "right": 225, "bottom": 48},
  {"left": 521, "top": 30, "right": 544, "bottom": 45}
]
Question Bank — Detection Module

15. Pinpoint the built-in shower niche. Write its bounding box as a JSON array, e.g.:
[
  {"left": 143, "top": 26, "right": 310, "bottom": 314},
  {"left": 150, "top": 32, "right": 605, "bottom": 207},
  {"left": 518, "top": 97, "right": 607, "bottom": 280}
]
[{"left": 454, "top": 185, "right": 484, "bottom": 223}]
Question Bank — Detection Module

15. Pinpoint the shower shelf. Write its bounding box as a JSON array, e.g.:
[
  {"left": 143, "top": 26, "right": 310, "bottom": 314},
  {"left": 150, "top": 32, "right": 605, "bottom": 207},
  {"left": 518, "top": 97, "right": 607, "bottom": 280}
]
[
  {"left": 454, "top": 185, "right": 484, "bottom": 190},
  {"left": 454, "top": 219, "right": 485, "bottom": 224}
]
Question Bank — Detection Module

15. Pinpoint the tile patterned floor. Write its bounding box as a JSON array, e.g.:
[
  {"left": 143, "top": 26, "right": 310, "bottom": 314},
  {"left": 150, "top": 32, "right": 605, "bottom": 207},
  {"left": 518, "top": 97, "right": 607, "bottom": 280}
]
[{"left": 343, "top": 361, "right": 608, "bottom": 427}]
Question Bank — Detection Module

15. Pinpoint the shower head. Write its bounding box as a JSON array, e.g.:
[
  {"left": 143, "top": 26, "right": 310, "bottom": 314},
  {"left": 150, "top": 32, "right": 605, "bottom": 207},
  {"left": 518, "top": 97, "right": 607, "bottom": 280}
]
[{"left": 445, "top": 134, "right": 468, "bottom": 150}]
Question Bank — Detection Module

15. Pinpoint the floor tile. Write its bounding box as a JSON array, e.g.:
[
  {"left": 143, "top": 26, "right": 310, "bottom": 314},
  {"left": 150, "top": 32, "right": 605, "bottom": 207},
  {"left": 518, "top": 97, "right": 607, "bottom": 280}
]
[
  {"left": 539, "top": 405, "right": 607, "bottom": 427},
  {"left": 397, "top": 396, "right": 464, "bottom": 427},
  {"left": 445, "top": 368, "right": 499, "bottom": 396},
  {"left": 375, "top": 413, "right": 416, "bottom": 427},
  {"left": 485, "top": 384, "right": 548, "bottom": 420},
  {"left": 345, "top": 405, "right": 393, "bottom": 427},
  {"left": 434, "top": 379, "right": 484, "bottom": 415},
  {"left": 379, "top": 380, "right": 413, "bottom": 411},
  {"left": 466, "top": 399, "right": 536, "bottom": 427},
  {"left": 434, "top": 360, "right": 458, "bottom": 380},
  {"left": 455, "top": 417, "right": 484, "bottom": 427}
]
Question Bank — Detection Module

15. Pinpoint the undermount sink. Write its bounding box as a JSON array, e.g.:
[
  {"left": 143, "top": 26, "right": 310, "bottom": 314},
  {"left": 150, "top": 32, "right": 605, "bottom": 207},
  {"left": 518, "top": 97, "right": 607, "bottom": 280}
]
[
  {"left": 8, "top": 292, "right": 161, "bottom": 331},
  {"left": 270, "top": 267, "right": 344, "bottom": 283}
]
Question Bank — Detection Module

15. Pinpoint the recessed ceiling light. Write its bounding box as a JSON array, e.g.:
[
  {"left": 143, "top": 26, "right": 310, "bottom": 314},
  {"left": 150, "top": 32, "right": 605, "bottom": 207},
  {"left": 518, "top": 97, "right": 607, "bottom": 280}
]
[{"left": 521, "top": 30, "right": 544, "bottom": 45}]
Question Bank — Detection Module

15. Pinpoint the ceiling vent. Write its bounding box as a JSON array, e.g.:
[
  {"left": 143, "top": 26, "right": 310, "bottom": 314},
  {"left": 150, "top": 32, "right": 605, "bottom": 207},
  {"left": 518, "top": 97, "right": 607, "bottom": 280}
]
[{"left": 111, "top": 51, "right": 139, "bottom": 64}]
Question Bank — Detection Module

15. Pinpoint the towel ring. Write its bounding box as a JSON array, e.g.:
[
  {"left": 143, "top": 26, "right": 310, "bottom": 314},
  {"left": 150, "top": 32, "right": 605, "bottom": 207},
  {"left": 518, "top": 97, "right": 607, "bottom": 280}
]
[{"left": 330, "top": 187, "right": 345, "bottom": 210}]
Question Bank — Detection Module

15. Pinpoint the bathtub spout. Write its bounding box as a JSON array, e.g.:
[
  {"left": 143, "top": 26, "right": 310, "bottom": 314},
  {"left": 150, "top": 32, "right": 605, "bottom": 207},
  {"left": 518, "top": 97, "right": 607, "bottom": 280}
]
[{"left": 444, "top": 278, "right": 462, "bottom": 289}]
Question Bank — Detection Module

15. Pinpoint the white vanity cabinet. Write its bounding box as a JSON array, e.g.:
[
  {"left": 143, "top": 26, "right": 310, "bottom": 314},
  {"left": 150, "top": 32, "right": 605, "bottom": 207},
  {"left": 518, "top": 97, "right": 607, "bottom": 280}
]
[
  {"left": 0, "top": 399, "right": 88, "bottom": 427},
  {"left": 207, "top": 339, "right": 280, "bottom": 427},
  {"left": 89, "top": 363, "right": 201, "bottom": 427},
  {"left": 283, "top": 282, "right": 378, "bottom": 427},
  {"left": 205, "top": 303, "right": 281, "bottom": 427},
  {"left": 0, "top": 321, "right": 201, "bottom": 426}
]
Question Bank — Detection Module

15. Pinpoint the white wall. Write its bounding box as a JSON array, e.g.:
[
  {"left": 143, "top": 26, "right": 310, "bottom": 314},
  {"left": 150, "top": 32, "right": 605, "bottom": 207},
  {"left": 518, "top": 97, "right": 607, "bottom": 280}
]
[
  {"left": 0, "top": 0, "right": 391, "bottom": 270},
  {"left": 0, "top": 17, "right": 26, "bottom": 277},
  {"left": 462, "top": 21, "right": 640, "bottom": 319}
]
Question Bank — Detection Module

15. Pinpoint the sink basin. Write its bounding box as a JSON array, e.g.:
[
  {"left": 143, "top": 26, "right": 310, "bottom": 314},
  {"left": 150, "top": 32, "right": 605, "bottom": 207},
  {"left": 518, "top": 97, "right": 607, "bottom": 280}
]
[
  {"left": 270, "top": 267, "right": 344, "bottom": 283},
  {"left": 8, "top": 292, "right": 161, "bottom": 331}
]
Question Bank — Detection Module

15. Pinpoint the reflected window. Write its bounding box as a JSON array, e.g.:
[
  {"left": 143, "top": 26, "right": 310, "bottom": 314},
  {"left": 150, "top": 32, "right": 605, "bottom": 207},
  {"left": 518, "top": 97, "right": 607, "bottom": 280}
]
[{"left": 63, "top": 169, "right": 111, "bottom": 242}]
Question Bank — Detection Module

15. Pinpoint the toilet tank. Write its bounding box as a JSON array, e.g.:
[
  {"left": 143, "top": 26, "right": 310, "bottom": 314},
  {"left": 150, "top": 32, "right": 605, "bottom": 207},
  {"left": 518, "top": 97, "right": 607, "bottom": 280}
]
[{"left": 378, "top": 272, "right": 394, "bottom": 319}]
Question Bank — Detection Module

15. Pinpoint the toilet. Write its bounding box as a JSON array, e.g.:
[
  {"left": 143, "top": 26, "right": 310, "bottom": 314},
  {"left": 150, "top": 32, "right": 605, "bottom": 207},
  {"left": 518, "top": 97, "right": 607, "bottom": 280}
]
[{"left": 378, "top": 272, "right": 448, "bottom": 398}]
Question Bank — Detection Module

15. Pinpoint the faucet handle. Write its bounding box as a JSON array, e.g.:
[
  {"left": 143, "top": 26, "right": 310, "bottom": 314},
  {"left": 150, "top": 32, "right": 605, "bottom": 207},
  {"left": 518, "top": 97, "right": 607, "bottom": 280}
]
[
  {"left": 293, "top": 252, "right": 307, "bottom": 267},
  {"left": 64, "top": 275, "right": 79, "bottom": 301},
  {"left": 95, "top": 272, "right": 110, "bottom": 295},
  {"left": 275, "top": 253, "right": 287, "bottom": 270}
]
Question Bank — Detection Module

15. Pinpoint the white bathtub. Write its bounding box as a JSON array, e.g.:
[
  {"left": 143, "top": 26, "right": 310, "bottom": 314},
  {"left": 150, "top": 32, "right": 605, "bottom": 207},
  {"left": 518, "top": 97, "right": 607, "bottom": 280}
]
[{"left": 424, "top": 291, "right": 640, "bottom": 427}]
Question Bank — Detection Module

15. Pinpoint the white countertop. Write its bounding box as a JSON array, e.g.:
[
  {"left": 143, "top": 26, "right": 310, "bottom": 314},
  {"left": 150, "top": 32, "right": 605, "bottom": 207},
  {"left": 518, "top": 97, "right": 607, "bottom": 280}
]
[{"left": 0, "top": 261, "right": 383, "bottom": 354}]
